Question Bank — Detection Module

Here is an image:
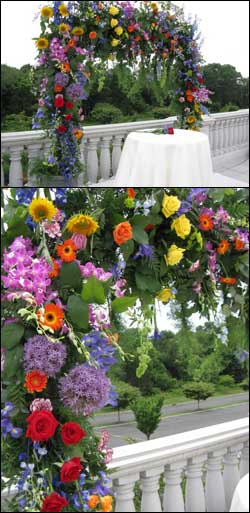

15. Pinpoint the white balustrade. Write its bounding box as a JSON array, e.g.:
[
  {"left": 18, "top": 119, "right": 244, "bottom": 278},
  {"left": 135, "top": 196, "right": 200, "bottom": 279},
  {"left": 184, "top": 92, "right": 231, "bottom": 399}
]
[
  {"left": 185, "top": 455, "right": 206, "bottom": 512},
  {"left": 223, "top": 443, "right": 243, "bottom": 511},
  {"left": 163, "top": 462, "right": 185, "bottom": 512},
  {"left": 205, "top": 449, "right": 226, "bottom": 512},
  {"left": 141, "top": 467, "right": 163, "bottom": 512},
  {"left": 113, "top": 474, "right": 139, "bottom": 512},
  {"left": 240, "top": 441, "right": 249, "bottom": 477},
  {"left": 1, "top": 109, "right": 249, "bottom": 186}
]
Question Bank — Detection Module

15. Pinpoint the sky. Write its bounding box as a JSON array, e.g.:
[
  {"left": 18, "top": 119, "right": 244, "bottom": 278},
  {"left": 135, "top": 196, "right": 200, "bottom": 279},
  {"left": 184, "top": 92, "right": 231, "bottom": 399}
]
[{"left": 1, "top": 1, "right": 249, "bottom": 77}]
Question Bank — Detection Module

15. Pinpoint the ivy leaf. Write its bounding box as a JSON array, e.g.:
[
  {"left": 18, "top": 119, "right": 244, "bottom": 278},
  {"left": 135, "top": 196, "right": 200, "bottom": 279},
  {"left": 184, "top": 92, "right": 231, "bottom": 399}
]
[
  {"left": 67, "top": 295, "right": 89, "bottom": 329},
  {"left": 112, "top": 296, "right": 137, "bottom": 313},
  {"left": 120, "top": 239, "right": 134, "bottom": 261},
  {"left": 59, "top": 262, "right": 82, "bottom": 290},
  {"left": 81, "top": 276, "right": 106, "bottom": 304},
  {"left": 132, "top": 225, "right": 149, "bottom": 245},
  {"left": 1, "top": 323, "right": 24, "bottom": 349}
]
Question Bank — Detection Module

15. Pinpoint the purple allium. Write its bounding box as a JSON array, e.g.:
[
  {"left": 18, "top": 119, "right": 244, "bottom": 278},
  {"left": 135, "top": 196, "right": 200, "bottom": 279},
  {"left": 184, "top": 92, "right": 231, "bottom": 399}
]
[
  {"left": 54, "top": 72, "right": 70, "bottom": 87},
  {"left": 66, "top": 83, "right": 85, "bottom": 101},
  {"left": 58, "top": 364, "right": 111, "bottom": 415},
  {"left": 23, "top": 336, "right": 67, "bottom": 377},
  {"left": 82, "top": 332, "right": 117, "bottom": 372}
]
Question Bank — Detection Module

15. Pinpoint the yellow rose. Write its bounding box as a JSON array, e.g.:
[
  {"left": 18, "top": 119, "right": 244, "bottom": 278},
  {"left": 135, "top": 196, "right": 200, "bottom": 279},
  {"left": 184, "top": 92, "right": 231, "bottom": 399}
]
[
  {"left": 165, "top": 245, "right": 185, "bottom": 266},
  {"left": 171, "top": 215, "right": 191, "bottom": 240},
  {"left": 157, "top": 288, "right": 175, "bottom": 303},
  {"left": 109, "top": 6, "right": 119, "bottom": 16},
  {"left": 111, "top": 39, "right": 120, "bottom": 47},
  {"left": 115, "top": 26, "right": 123, "bottom": 36},
  {"left": 162, "top": 194, "right": 181, "bottom": 219},
  {"left": 111, "top": 18, "right": 119, "bottom": 28}
]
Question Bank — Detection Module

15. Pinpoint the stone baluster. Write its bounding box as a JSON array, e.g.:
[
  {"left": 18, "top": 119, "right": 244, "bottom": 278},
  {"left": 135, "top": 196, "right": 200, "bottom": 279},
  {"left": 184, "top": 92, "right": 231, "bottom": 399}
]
[
  {"left": 232, "top": 118, "right": 238, "bottom": 149},
  {"left": 86, "top": 138, "right": 99, "bottom": 183},
  {"left": 163, "top": 461, "right": 185, "bottom": 512},
  {"left": 113, "top": 474, "right": 139, "bottom": 512},
  {"left": 1, "top": 150, "right": 5, "bottom": 186},
  {"left": 100, "top": 136, "right": 112, "bottom": 180},
  {"left": 185, "top": 455, "right": 207, "bottom": 512},
  {"left": 140, "top": 467, "right": 163, "bottom": 512},
  {"left": 9, "top": 145, "right": 24, "bottom": 186},
  {"left": 27, "top": 143, "right": 42, "bottom": 185},
  {"left": 235, "top": 118, "right": 241, "bottom": 147},
  {"left": 244, "top": 118, "right": 249, "bottom": 144},
  {"left": 223, "top": 119, "right": 231, "bottom": 153},
  {"left": 223, "top": 443, "right": 243, "bottom": 511},
  {"left": 228, "top": 118, "right": 234, "bottom": 151},
  {"left": 112, "top": 134, "right": 124, "bottom": 175},
  {"left": 205, "top": 449, "right": 226, "bottom": 512},
  {"left": 212, "top": 121, "right": 220, "bottom": 157},
  {"left": 240, "top": 116, "right": 245, "bottom": 146},
  {"left": 218, "top": 120, "right": 225, "bottom": 156},
  {"left": 208, "top": 121, "right": 216, "bottom": 156},
  {"left": 240, "top": 441, "right": 249, "bottom": 477},
  {"left": 77, "top": 140, "right": 87, "bottom": 186}
]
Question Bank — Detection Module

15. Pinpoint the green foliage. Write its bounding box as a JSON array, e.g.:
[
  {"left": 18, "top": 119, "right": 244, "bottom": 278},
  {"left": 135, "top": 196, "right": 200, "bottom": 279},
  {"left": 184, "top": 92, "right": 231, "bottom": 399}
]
[
  {"left": 220, "top": 103, "right": 240, "bottom": 112},
  {"left": 81, "top": 275, "right": 106, "bottom": 304},
  {"left": 67, "top": 295, "right": 89, "bottom": 329},
  {"left": 218, "top": 375, "right": 235, "bottom": 387},
  {"left": 152, "top": 106, "right": 172, "bottom": 119},
  {"left": 90, "top": 102, "right": 123, "bottom": 124},
  {"left": 59, "top": 261, "right": 82, "bottom": 290},
  {"left": 203, "top": 63, "right": 249, "bottom": 111},
  {"left": 112, "top": 296, "right": 137, "bottom": 313},
  {"left": 182, "top": 381, "right": 215, "bottom": 409},
  {"left": 130, "top": 396, "right": 164, "bottom": 440},
  {"left": 113, "top": 380, "right": 141, "bottom": 421},
  {"left": 1, "top": 112, "right": 33, "bottom": 132},
  {"left": 1, "top": 323, "right": 24, "bottom": 349},
  {"left": 240, "top": 378, "right": 249, "bottom": 390}
]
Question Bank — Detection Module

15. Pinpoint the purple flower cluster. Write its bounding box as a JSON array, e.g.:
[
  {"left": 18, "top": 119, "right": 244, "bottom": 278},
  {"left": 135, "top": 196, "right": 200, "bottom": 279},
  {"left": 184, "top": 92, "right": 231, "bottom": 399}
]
[
  {"left": 80, "top": 262, "right": 112, "bottom": 281},
  {"left": 58, "top": 364, "right": 111, "bottom": 415},
  {"left": 193, "top": 88, "right": 212, "bottom": 104},
  {"left": 66, "top": 83, "right": 86, "bottom": 101},
  {"left": 133, "top": 244, "right": 154, "bottom": 260},
  {"left": 23, "top": 336, "right": 67, "bottom": 377},
  {"left": 187, "top": 188, "right": 208, "bottom": 203},
  {"left": 50, "top": 38, "right": 67, "bottom": 62},
  {"left": 82, "top": 332, "right": 117, "bottom": 372},
  {"left": 54, "top": 72, "right": 70, "bottom": 87},
  {"left": 1, "top": 237, "right": 52, "bottom": 305}
]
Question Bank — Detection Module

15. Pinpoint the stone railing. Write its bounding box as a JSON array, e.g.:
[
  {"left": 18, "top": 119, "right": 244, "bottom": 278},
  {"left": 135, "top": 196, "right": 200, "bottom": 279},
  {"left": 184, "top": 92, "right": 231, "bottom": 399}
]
[
  {"left": 107, "top": 417, "right": 249, "bottom": 512},
  {"left": 1, "top": 109, "right": 249, "bottom": 186}
]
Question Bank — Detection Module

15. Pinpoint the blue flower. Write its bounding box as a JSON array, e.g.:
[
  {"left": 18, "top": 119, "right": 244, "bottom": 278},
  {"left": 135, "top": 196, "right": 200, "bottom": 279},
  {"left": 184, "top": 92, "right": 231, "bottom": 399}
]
[
  {"left": 187, "top": 188, "right": 208, "bottom": 203},
  {"left": 178, "top": 201, "right": 192, "bottom": 215},
  {"left": 16, "top": 189, "right": 35, "bottom": 205},
  {"left": 133, "top": 244, "right": 154, "bottom": 260},
  {"left": 18, "top": 452, "right": 28, "bottom": 462},
  {"left": 11, "top": 427, "right": 23, "bottom": 439}
]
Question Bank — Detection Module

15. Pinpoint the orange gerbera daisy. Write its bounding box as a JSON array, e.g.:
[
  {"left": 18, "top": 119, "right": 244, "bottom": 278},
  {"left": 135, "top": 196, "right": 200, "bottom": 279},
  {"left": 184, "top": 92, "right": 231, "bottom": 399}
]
[
  {"left": 67, "top": 39, "right": 75, "bottom": 48},
  {"left": 37, "top": 304, "right": 65, "bottom": 331},
  {"left": 49, "top": 258, "right": 60, "bottom": 278},
  {"left": 127, "top": 188, "right": 135, "bottom": 199},
  {"left": 234, "top": 238, "right": 244, "bottom": 251},
  {"left": 73, "top": 128, "right": 84, "bottom": 141},
  {"left": 61, "top": 62, "right": 70, "bottom": 73},
  {"left": 54, "top": 84, "right": 63, "bottom": 93},
  {"left": 220, "top": 277, "right": 237, "bottom": 285},
  {"left": 217, "top": 240, "right": 230, "bottom": 255},
  {"left": 89, "top": 31, "right": 97, "bottom": 39},
  {"left": 56, "top": 239, "right": 77, "bottom": 262},
  {"left": 24, "top": 370, "right": 48, "bottom": 393},
  {"left": 199, "top": 214, "right": 214, "bottom": 231}
]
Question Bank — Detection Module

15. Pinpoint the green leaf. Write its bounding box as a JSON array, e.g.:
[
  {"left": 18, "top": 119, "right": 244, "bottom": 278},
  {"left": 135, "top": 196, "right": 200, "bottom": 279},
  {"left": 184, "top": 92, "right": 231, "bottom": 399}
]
[
  {"left": 132, "top": 224, "right": 149, "bottom": 245},
  {"left": 112, "top": 296, "right": 137, "bottom": 313},
  {"left": 67, "top": 295, "right": 89, "bottom": 329},
  {"left": 1, "top": 323, "right": 24, "bottom": 349},
  {"left": 135, "top": 272, "right": 161, "bottom": 293},
  {"left": 222, "top": 304, "right": 231, "bottom": 317},
  {"left": 120, "top": 239, "right": 135, "bottom": 261},
  {"left": 59, "top": 262, "right": 82, "bottom": 290},
  {"left": 81, "top": 276, "right": 106, "bottom": 304},
  {"left": 2, "top": 346, "right": 23, "bottom": 379}
]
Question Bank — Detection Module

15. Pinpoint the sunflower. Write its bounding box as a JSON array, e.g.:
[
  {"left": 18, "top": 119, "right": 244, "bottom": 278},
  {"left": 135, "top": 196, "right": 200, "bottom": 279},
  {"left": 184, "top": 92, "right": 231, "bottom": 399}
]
[
  {"left": 217, "top": 240, "right": 229, "bottom": 255},
  {"left": 187, "top": 115, "right": 196, "bottom": 124},
  {"left": 66, "top": 214, "right": 99, "bottom": 236},
  {"left": 37, "top": 304, "right": 65, "bottom": 332},
  {"left": 59, "top": 4, "right": 69, "bottom": 17},
  {"left": 59, "top": 23, "right": 69, "bottom": 33},
  {"left": 72, "top": 27, "right": 84, "bottom": 36},
  {"left": 36, "top": 38, "right": 49, "bottom": 50},
  {"left": 199, "top": 214, "right": 214, "bottom": 232},
  {"left": 25, "top": 370, "right": 48, "bottom": 393},
  {"left": 41, "top": 6, "right": 54, "bottom": 18},
  {"left": 56, "top": 239, "right": 77, "bottom": 262},
  {"left": 29, "top": 198, "right": 57, "bottom": 223}
]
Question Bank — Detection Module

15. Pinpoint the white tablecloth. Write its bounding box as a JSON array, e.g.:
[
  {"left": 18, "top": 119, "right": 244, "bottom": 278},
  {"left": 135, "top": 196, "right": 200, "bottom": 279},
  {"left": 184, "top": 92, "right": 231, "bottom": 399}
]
[
  {"left": 102, "top": 129, "right": 247, "bottom": 187},
  {"left": 230, "top": 474, "right": 249, "bottom": 512}
]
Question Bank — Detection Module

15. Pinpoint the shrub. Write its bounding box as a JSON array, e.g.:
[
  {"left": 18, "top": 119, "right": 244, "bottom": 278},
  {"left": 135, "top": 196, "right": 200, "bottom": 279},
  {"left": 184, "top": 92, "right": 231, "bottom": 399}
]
[
  {"left": 113, "top": 380, "right": 141, "bottom": 422},
  {"left": 241, "top": 378, "right": 249, "bottom": 390},
  {"left": 218, "top": 375, "right": 235, "bottom": 387},
  {"left": 1, "top": 112, "right": 33, "bottom": 132},
  {"left": 90, "top": 103, "right": 123, "bottom": 124},
  {"left": 152, "top": 106, "right": 172, "bottom": 119},
  {"left": 131, "top": 396, "right": 164, "bottom": 440},
  {"left": 182, "top": 381, "right": 215, "bottom": 409},
  {"left": 220, "top": 103, "right": 240, "bottom": 112}
]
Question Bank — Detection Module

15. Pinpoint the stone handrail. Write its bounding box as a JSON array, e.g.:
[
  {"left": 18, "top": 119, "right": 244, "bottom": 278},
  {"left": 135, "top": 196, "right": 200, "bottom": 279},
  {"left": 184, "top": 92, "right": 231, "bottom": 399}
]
[
  {"left": 107, "top": 417, "right": 249, "bottom": 512},
  {"left": 1, "top": 109, "right": 249, "bottom": 186}
]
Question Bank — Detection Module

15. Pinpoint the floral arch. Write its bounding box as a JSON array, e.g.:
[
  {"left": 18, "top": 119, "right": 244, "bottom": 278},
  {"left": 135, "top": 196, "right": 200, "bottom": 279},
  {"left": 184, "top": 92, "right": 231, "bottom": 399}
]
[{"left": 33, "top": 1, "right": 211, "bottom": 182}]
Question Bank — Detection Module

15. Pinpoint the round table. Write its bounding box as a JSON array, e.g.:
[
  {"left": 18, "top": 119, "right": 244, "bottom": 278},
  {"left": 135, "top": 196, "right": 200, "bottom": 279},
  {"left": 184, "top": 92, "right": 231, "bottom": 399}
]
[
  {"left": 106, "top": 129, "right": 247, "bottom": 187},
  {"left": 230, "top": 474, "right": 249, "bottom": 512}
]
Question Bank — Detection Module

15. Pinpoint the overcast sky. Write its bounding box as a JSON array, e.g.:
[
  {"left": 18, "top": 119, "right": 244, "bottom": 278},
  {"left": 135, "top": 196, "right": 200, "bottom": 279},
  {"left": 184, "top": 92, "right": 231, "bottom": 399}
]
[{"left": 1, "top": 1, "right": 249, "bottom": 77}]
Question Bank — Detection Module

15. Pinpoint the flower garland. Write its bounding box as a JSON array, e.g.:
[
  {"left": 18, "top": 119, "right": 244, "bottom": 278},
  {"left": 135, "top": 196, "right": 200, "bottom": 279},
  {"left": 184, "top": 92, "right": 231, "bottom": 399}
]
[{"left": 33, "top": 1, "right": 212, "bottom": 181}]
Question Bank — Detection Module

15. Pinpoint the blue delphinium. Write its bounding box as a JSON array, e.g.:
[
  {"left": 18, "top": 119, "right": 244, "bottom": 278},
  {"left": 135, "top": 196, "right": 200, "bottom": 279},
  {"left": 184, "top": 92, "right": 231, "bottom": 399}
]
[
  {"left": 15, "top": 188, "right": 35, "bottom": 205},
  {"left": 82, "top": 332, "right": 117, "bottom": 372},
  {"left": 134, "top": 244, "right": 154, "bottom": 260}
]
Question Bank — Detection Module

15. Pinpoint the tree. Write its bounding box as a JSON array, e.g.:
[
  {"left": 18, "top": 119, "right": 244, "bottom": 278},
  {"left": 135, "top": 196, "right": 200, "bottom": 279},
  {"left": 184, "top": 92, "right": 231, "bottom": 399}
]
[
  {"left": 114, "top": 380, "right": 141, "bottom": 422},
  {"left": 182, "top": 382, "right": 215, "bottom": 410},
  {"left": 203, "top": 63, "right": 246, "bottom": 111},
  {"left": 130, "top": 396, "right": 164, "bottom": 440}
]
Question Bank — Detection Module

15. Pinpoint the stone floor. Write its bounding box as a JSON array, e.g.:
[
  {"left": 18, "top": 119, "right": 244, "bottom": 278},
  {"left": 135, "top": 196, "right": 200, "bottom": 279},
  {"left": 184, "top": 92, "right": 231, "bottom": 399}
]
[{"left": 216, "top": 159, "right": 249, "bottom": 185}]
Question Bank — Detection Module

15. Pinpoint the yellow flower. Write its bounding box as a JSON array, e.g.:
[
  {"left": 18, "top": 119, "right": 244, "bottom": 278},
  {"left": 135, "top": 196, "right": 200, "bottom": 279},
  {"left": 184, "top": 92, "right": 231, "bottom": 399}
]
[
  {"left": 111, "top": 38, "right": 120, "bottom": 47},
  {"left": 111, "top": 18, "right": 119, "bottom": 28},
  {"left": 41, "top": 6, "right": 54, "bottom": 18},
  {"left": 108, "top": 54, "right": 115, "bottom": 60},
  {"left": 115, "top": 26, "right": 123, "bottom": 36},
  {"left": 66, "top": 214, "right": 99, "bottom": 236},
  {"left": 171, "top": 215, "right": 191, "bottom": 240},
  {"left": 109, "top": 6, "right": 119, "bottom": 16},
  {"left": 187, "top": 115, "right": 196, "bottom": 124},
  {"left": 72, "top": 27, "right": 84, "bottom": 36},
  {"left": 36, "top": 38, "right": 49, "bottom": 50},
  {"left": 165, "top": 245, "right": 185, "bottom": 266},
  {"left": 194, "top": 104, "right": 200, "bottom": 113},
  {"left": 157, "top": 288, "right": 175, "bottom": 303},
  {"left": 29, "top": 198, "right": 57, "bottom": 223},
  {"left": 151, "top": 2, "right": 158, "bottom": 9},
  {"left": 59, "top": 4, "right": 69, "bottom": 17},
  {"left": 162, "top": 194, "right": 181, "bottom": 219},
  {"left": 59, "top": 23, "right": 69, "bottom": 33}
]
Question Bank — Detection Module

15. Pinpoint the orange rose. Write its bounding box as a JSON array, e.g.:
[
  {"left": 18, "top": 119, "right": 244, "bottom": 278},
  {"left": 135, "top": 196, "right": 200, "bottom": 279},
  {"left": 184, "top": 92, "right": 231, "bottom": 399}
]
[
  {"left": 186, "top": 96, "right": 193, "bottom": 103},
  {"left": 89, "top": 31, "right": 97, "bottom": 39},
  {"left": 67, "top": 39, "right": 75, "bottom": 48},
  {"left": 113, "top": 221, "right": 133, "bottom": 246}
]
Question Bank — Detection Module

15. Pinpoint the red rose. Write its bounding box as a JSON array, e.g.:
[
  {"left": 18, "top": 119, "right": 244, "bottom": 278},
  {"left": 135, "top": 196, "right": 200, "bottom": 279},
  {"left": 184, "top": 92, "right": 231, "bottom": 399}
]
[
  {"left": 64, "top": 114, "right": 73, "bottom": 122},
  {"left": 26, "top": 410, "right": 59, "bottom": 442},
  {"left": 61, "top": 422, "right": 86, "bottom": 445},
  {"left": 54, "top": 95, "right": 65, "bottom": 109},
  {"left": 151, "top": 35, "right": 157, "bottom": 42},
  {"left": 198, "top": 76, "right": 204, "bottom": 84},
  {"left": 66, "top": 101, "right": 74, "bottom": 109},
  {"left": 41, "top": 492, "right": 68, "bottom": 512},
  {"left": 57, "top": 125, "right": 67, "bottom": 133},
  {"left": 60, "top": 457, "right": 83, "bottom": 483}
]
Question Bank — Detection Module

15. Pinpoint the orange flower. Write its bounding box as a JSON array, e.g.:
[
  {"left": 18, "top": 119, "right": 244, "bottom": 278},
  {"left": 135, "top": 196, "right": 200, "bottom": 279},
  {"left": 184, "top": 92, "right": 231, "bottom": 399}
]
[
  {"left": 107, "top": 333, "right": 119, "bottom": 345},
  {"left": 54, "top": 84, "right": 63, "bottom": 93},
  {"left": 164, "top": 32, "right": 170, "bottom": 39},
  {"left": 199, "top": 214, "right": 214, "bottom": 232},
  {"left": 135, "top": 35, "right": 142, "bottom": 42},
  {"left": 89, "top": 31, "right": 97, "bottom": 39},
  {"left": 234, "top": 239, "right": 244, "bottom": 251},
  {"left": 127, "top": 25, "right": 135, "bottom": 33},
  {"left": 185, "top": 90, "right": 193, "bottom": 96},
  {"left": 67, "top": 39, "right": 75, "bottom": 48},
  {"left": 220, "top": 277, "right": 237, "bottom": 285},
  {"left": 100, "top": 496, "right": 113, "bottom": 512},
  {"left": 88, "top": 496, "right": 99, "bottom": 509},
  {"left": 24, "top": 370, "right": 48, "bottom": 393},
  {"left": 49, "top": 258, "right": 60, "bottom": 278},
  {"left": 56, "top": 239, "right": 77, "bottom": 262},
  {"left": 113, "top": 221, "right": 133, "bottom": 246},
  {"left": 73, "top": 128, "right": 84, "bottom": 141},
  {"left": 162, "top": 51, "right": 168, "bottom": 59},
  {"left": 186, "top": 95, "right": 193, "bottom": 103},
  {"left": 61, "top": 62, "right": 70, "bottom": 73},
  {"left": 37, "top": 304, "right": 65, "bottom": 331},
  {"left": 127, "top": 188, "right": 135, "bottom": 199},
  {"left": 217, "top": 240, "right": 230, "bottom": 255}
]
